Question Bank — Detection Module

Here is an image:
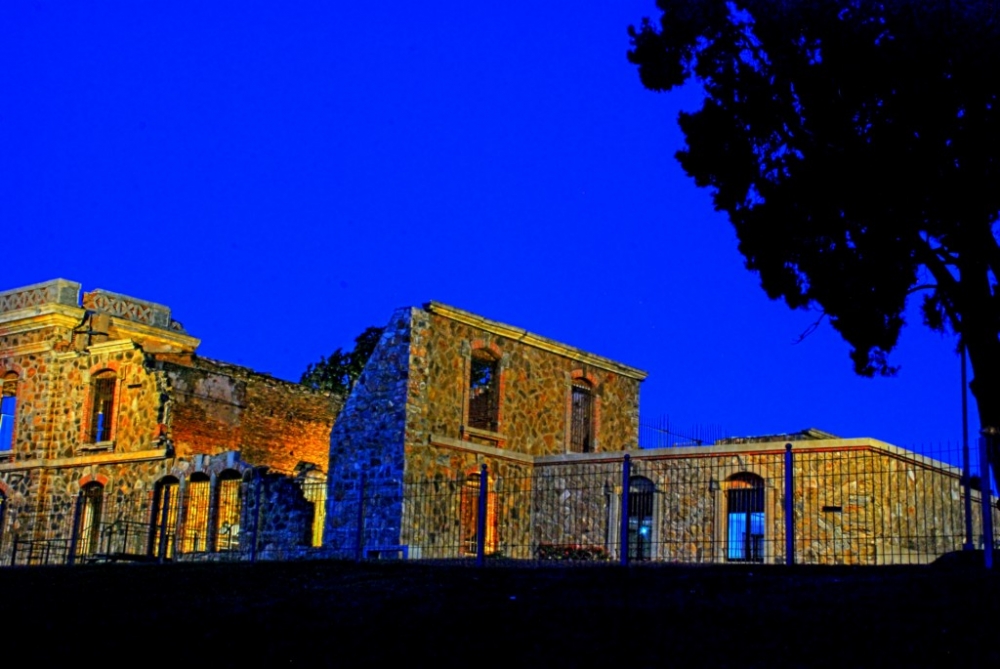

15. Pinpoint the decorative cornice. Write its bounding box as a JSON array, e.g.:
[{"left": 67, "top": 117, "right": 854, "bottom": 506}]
[
  {"left": 0, "top": 341, "right": 55, "bottom": 358},
  {"left": 424, "top": 302, "right": 648, "bottom": 381},
  {"left": 0, "top": 303, "right": 86, "bottom": 333},
  {"left": 0, "top": 279, "right": 80, "bottom": 314},
  {"left": 109, "top": 318, "right": 200, "bottom": 352},
  {"left": 87, "top": 339, "right": 139, "bottom": 355}
]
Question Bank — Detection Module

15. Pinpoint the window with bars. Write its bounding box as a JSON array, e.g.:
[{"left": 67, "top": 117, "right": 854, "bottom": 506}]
[
  {"left": 628, "top": 476, "right": 655, "bottom": 561},
  {"left": 150, "top": 476, "right": 180, "bottom": 559},
  {"left": 1, "top": 373, "right": 17, "bottom": 453},
  {"left": 215, "top": 470, "right": 242, "bottom": 552},
  {"left": 89, "top": 371, "right": 117, "bottom": 443},
  {"left": 570, "top": 381, "right": 593, "bottom": 453},
  {"left": 726, "top": 474, "right": 765, "bottom": 563},
  {"left": 468, "top": 350, "right": 499, "bottom": 431},
  {"left": 183, "top": 474, "right": 211, "bottom": 553},
  {"left": 77, "top": 483, "right": 104, "bottom": 557}
]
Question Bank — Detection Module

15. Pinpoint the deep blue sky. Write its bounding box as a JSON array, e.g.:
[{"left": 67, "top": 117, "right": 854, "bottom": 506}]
[{"left": 1, "top": 1, "right": 973, "bottom": 449}]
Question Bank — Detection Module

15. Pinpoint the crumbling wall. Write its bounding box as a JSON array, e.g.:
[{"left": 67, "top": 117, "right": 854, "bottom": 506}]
[
  {"left": 165, "top": 358, "right": 340, "bottom": 474},
  {"left": 324, "top": 308, "right": 412, "bottom": 553}
]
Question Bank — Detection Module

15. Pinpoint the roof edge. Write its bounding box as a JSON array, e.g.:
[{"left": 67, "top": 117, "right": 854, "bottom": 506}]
[{"left": 424, "top": 301, "right": 648, "bottom": 380}]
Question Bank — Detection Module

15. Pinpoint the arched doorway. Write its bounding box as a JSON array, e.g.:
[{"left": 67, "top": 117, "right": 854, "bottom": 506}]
[
  {"left": 628, "top": 476, "right": 655, "bottom": 561},
  {"left": 183, "top": 473, "right": 211, "bottom": 553},
  {"left": 77, "top": 482, "right": 104, "bottom": 557},
  {"left": 459, "top": 471, "right": 497, "bottom": 556},
  {"left": 726, "top": 473, "right": 765, "bottom": 563},
  {"left": 149, "top": 476, "right": 179, "bottom": 558}
]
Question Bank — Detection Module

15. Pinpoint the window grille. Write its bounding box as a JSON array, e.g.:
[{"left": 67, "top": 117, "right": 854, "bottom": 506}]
[
  {"left": 628, "top": 476, "right": 655, "bottom": 561},
  {"left": 468, "top": 352, "right": 499, "bottom": 431},
  {"left": 215, "top": 471, "right": 242, "bottom": 552},
  {"left": 89, "top": 374, "right": 116, "bottom": 442},
  {"left": 77, "top": 483, "right": 104, "bottom": 557},
  {"left": 570, "top": 382, "right": 593, "bottom": 453},
  {"left": 183, "top": 476, "right": 211, "bottom": 553},
  {"left": 726, "top": 475, "right": 765, "bottom": 563},
  {"left": 150, "top": 477, "right": 180, "bottom": 559}
]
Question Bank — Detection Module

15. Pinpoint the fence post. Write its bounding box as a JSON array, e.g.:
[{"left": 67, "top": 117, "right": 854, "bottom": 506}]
[
  {"left": 980, "top": 431, "right": 994, "bottom": 569},
  {"left": 355, "top": 472, "right": 366, "bottom": 561},
  {"left": 67, "top": 493, "right": 83, "bottom": 566},
  {"left": 962, "top": 343, "right": 974, "bottom": 550},
  {"left": 784, "top": 443, "right": 795, "bottom": 565},
  {"left": 476, "top": 464, "right": 488, "bottom": 567},
  {"left": 249, "top": 474, "right": 264, "bottom": 564},
  {"left": 620, "top": 454, "right": 631, "bottom": 567}
]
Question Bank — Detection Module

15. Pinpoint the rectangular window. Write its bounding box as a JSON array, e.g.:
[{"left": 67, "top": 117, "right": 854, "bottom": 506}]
[
  {"left": 468, "top": 353, "right": 499, "bottom": 431},
  {"left": 89, "top": 376, "right": 116, "bottom": 443},
  {"left": 570, "top": 383, "right": 593, "bottom": 453},
  {"left": 727, "top": 511, "right": 765, "bottom": 561},
  {"left": 0, "top": 395, "right": 15, "bottom": 452}
]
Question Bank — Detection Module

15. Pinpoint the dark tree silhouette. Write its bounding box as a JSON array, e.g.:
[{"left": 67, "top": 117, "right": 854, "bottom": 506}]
[
  {"left": 629, "top": 0, "right": 1000, "bottom": 453},
  {"left": 300, "top": 326, "right": 384, "bottom": 395}
]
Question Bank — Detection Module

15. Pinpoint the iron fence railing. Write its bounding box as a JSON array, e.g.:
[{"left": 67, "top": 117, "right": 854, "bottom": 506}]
[{"left": 1, "top": 439, "right": 998, "bottom": 568}]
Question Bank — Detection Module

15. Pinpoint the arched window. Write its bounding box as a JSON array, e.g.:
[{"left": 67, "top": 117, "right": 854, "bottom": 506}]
[
  {"left": 88, "top": 370, "right": 117, "bottom": 443},
  {"left": 183, "top": 473, "right": 211, "bottom": 553},
  {"left": 215, "top": 470, "right": 242, "bottom": 552},
  {"left": 569, "top": 380, "right": 594, "bottom": 453},
  {"left": 468, "top": 350, "right": 500, "bottom": 431},
  {"left": 77, "top": 482, "right": 104, "bottom": 557},
  {"left": 459, "top": 471, "right": 497, "bottom": 556},
  {"left": 628, "top": 476, "right": 655, "bottom": 561},
  {"left": 726, "top": 473, "right": 765, "bottom": 563},
  {"left": 1, "top": 372, "right": 18, "bottom": 453},
  {"left": 149, "top": 476, "right": 180, "bottom": 559}
]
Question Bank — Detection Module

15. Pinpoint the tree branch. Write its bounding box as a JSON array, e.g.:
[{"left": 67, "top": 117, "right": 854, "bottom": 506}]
[{"left": 792, "top": 312, "right": 827, "bottom": 345}]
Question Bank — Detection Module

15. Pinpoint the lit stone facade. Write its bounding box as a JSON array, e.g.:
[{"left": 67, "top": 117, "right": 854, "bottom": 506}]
[
  {"left": 0, "top": 279, "right": 340, "bottom": 558},
  {"left": 324, "top": 302, "right": 647, "bottom": 554},
  {"left": 325, "top": 303, "right": 993, "bottom": 565}
]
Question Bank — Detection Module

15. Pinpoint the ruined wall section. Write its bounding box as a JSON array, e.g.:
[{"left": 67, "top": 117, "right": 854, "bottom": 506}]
[
  {"left": 417, "top": 309, "right": 641, "bottom": 457},
  {"left": 324, "top": 308, "right": 412, "bottom": 551},
  {"left": 164, "top": 358, "right": 339, "bottom": 474}
]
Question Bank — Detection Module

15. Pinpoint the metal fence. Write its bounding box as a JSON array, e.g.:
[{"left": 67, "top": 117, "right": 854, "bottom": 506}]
[{"left": 1, "top": 439, "right": 997, "bottom": 567}]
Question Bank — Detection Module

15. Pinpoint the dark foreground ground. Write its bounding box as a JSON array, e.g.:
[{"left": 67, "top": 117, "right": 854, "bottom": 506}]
[{"left": 4, "top": 557, "right": 999, "bottom": 667}]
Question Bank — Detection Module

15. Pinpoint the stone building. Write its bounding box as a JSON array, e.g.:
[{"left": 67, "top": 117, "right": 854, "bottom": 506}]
[
  {"left": 324, "top": 303, "right": 994, "bottom": 565},
  {"left": 323, "top": 301, "right": 647, "bottom": 556},
  {"left": 0, "top": 279, "right": 340, "bottom": 560},
  {"left": 530, "top": 432, "right": 996, "bottom": 565}
]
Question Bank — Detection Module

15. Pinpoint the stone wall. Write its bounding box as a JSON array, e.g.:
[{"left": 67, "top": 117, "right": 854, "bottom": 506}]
[
  {"left": 527, "top": 443, "right": 997, "bottom": 565},
  {"left": 324, "top": 308, "right": 412, "bottom": 552},
  {"left": 0, "top": 279, "right": 341, "bottom": 558},
  {"left": 409, "top": 305, "right": 643, "bottom": 457},
  {"left": 166, "top": 358, "right": 339, "bottom": 474}
]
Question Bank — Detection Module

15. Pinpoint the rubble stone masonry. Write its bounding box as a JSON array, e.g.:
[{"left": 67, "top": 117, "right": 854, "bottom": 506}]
[{"left": 0, "top": 279, "right": 339, "bottom": 553}]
